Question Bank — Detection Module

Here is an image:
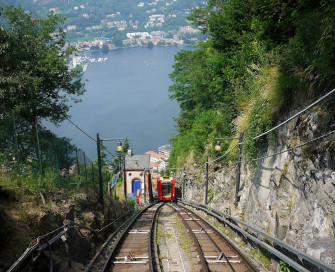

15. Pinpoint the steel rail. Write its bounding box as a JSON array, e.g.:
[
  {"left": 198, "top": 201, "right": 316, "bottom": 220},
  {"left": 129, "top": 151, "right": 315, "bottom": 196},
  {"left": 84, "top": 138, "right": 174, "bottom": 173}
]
[
  {"left": 182, "top": 200, "right": 335, "bottom": 272},
  {"left": 181, "top": 206, "right": 237, "bottom": 272},
  {"left": 84, "top": 211, "right": 139, "bottom": 272},
  {"left": 180, "top": 200, "right": 330, "bottom": 272},
  {"left": 149, "top": 203, "right": 163, "bottom": 271},
  {"left": 169, "top": 204, "right": 209, "bottom": 272},
  {"left": 101, "top": 202, "right": 162, "bottom": 272},
  {"left": 174, "top": 203, "right": 258, "bottom": 272}
]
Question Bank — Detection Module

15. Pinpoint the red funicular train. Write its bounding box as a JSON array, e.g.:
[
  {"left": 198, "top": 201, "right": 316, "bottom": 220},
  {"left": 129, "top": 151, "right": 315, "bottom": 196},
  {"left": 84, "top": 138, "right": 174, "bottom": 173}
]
[{"left": 157, "top": 176, "right": 175, "bottom": 201}]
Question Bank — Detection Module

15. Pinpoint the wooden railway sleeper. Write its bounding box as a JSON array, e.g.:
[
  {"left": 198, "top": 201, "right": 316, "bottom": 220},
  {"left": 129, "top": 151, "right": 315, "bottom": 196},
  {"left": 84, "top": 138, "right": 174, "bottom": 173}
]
[
  {"left": 204, "top": 255, "right": 239, "bottom": 259},
  {"left": 113, "top": 253, "right": 150, "bottom": 264},
  {"left": 184, "top": 217, "right": 200, "bottom": 221},
  {"left": 128, "top": 229, "right": 150, "bottom": 234},
  {"left": 138, "top": 218, "right": 153, "bottom": 221}
]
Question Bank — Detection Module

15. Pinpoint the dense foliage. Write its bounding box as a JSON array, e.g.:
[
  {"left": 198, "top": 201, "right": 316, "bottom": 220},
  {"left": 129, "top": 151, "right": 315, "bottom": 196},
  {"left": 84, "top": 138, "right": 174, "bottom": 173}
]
[
  {"left": 168, "top": 0, "right": 335, "bottom": 167},
  {"left": 0, "top": 6, "right": 86, "bottom": 189}
]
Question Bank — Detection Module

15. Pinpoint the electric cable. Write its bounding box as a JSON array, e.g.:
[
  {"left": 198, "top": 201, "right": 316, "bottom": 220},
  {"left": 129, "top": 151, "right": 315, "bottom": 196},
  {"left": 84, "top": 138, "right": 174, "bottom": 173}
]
[
  {"left": 241, "top": 88, "right": 335, "bottom": 144},
  {"left": 233, "top": 128, "right": 335, "bottom": 164},
  {"left": 66, "top": 118, "right": 96, "bottom": 143}
]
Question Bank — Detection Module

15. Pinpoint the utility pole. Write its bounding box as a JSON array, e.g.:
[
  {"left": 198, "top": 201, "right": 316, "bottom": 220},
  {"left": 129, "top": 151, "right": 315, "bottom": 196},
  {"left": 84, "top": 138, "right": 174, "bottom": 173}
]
[
  {"left": 75, "top": 148, "right": 80, "bottom": 181},
  {"left": 148, "top": 171, "right": 153, "bottom": 203},
  {"left": 182, "top": 169, "right": 186, "bottom": 199},
  {"left": 84, "top": 152, "right": 88, "bottom": 199},
  {"left": 205, "top": 156, "right": 209, "bottom": 205},
  {"left": 235, "top": 132, "right": 244, "bottom": 207},
  {"left": 12, "top": 111, "right": 21, "bottom": 185},
  {"left": 96, "top": 133, "right": 104, "bottom": 207},
  {"left": 144, "top": 170, "right": 146, "bottom": 203},
  {"left": 35, "top": 124, "right": 43, "bottom": 184},
  {"left": 91, "top": 162, "right": 95, "bottom": 188},
  {"left": 83, "top": 152, "right": 88, "bottom": 185},
  {"left": 123, "top": 159, "right": 127, "bottom": 200}
]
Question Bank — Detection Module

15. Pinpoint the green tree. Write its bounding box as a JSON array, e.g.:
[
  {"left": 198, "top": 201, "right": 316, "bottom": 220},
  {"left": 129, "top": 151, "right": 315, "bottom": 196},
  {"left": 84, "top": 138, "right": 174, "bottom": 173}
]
[
  {"left": 168, "top": 0, "right": 335, "bottom": 168},
  {"left": 102, "top": 43, "right": 109, "bottom": 53},
  {"left": 0, "top": 6, "right": 85, "bottom": 178},
  {"left": 113, "top": 33, "right": 125, "bottom": 48},
  {"left": 90, "top": 45, "right": 100, "bottom": 51},
  {"left": 0, "top": 6, "right": 85, "bottom": 125}
]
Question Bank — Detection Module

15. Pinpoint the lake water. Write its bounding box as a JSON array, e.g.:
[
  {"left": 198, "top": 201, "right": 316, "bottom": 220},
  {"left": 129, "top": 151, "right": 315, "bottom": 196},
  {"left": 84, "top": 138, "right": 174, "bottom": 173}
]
[{"left": 47, "top": 46, "right": 184, "bottom": 160}]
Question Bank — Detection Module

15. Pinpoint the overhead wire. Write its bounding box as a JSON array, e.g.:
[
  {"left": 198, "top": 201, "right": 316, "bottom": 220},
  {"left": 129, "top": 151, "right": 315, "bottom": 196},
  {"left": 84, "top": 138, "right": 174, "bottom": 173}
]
[
  {"left": 66, "top": 118, "right": 96, "bottom": 143},
  {"left": 205, "top": 88, "right": 335, "bottom": 166},
  {"left": 66, "top": 118, "right": 119, "bottom": 159},
  {"left": 250, "top": 88, "right": 335, "bottom": 142},
  {"left": 248, "top": 128, "right": 335, "bottom": 163}
]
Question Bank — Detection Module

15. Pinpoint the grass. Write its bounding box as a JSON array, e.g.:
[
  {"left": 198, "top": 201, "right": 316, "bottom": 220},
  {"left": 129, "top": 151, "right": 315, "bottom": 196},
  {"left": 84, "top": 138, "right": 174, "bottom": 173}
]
[
  {"left": 157, "top": 223, "right": 163, "bottom": 246},
  {"left": 234, "top": 64, "right": 286, "bottom": 164},
  {"left": 208, "top": 188, "right": 214, "bottom": 203},
  {"left": 282, "top": 161, "right": 289, "bottom": 177},
  {"left": 239, "top": 208, "right": 246, "bottom": 222},
  {"left": 175, "top": 215, "right": 191, "bottom": 253},
  {"left": 302, "top": 145, "right": 312, "bottom": 159},
  {"left": 249, "top": 247, "right": 272, "bottom": 269}
]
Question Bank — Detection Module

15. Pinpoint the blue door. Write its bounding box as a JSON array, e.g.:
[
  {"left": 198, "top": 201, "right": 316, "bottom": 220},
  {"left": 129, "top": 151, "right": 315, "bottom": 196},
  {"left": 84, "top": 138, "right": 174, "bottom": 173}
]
[{"left": 132, "top": 180, "right": 141, "bottom": 195}]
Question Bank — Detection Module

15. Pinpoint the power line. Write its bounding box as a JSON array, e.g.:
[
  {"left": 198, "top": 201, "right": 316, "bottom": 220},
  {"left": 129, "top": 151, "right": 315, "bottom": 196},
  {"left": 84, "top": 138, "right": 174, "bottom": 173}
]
[
  {"left": 66, "top": 118, "right": 119, "bottom": 159},
  {"left": 66, "top": 118, "right": 96, "bottom": 143},
  {"left": 252, "top": 128, "right": 335, "bottom": 162},
  {"left": 250, "top": 88, "right": 335, "bottom": 141},
  {"left": 234, "top": 128, "right": 335, "bottom": 164},
  {"left": 206, "top": 88, "right": 335, "bottom": 165}
]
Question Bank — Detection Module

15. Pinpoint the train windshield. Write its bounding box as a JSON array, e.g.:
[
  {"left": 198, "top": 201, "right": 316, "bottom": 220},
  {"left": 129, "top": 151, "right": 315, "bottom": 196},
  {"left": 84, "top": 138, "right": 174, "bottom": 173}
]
[{"left": 161, "top": 181, "right": 172, "bottom": 198}]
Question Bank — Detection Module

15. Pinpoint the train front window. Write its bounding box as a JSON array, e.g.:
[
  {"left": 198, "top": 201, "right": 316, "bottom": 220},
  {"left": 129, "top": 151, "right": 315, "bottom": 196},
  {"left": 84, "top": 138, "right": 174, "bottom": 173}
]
[{"left": 162, "top": 182, "right": 171, "bottom": 198}]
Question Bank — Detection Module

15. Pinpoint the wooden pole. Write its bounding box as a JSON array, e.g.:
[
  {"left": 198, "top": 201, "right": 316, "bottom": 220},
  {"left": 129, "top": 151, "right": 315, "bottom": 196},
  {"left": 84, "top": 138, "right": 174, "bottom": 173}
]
[
  {"left": 83, "top": 152, "right": 88, "bottom": 185},
  {"left": 75, "top": 148, "right": 80, "bottom": 182},
  {"left": 182, "top": 169, "right": 185, "bottom": 199},
  {"left": 123, "top": 159, "right": 127, "bottom": 200},
  {"left": 12, "top": 111, "right": 21, "bottom": 185},
  {"left": 205, "top": 156, "right": 209, "bottom": 205},
  {"left": 235, "top": 132, "right": 244, "bottom": 207},
  {"left": 96, "top": 133, "right": 104, "bottom": 207},
  {"left": 35, "top": 123, "right": 43, "bottom": 184}
]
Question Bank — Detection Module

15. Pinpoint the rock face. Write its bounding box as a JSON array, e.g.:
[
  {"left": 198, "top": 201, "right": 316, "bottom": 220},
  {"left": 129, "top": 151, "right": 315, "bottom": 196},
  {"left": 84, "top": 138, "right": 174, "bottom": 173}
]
[{"left": 181, "top": 108, "right": 335, "bottom": 265}]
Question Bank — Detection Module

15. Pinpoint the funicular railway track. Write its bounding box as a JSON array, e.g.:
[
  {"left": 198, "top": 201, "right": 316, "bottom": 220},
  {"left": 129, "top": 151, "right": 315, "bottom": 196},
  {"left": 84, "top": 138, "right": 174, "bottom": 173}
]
[
  {"left": 101, "top": 202, "right": 164, "bottom": 272},
  {"left": 169, "top": 203, "right": 257, "bottom": 272},
  {"left": 89, "top": 201, "right": 257, "bottom": 272}
]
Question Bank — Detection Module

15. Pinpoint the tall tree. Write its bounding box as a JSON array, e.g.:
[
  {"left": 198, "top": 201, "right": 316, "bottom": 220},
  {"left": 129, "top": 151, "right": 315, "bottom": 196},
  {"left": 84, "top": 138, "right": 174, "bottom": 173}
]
[{"left": 0, "top": 6, "right": 85, "bottom": 126}]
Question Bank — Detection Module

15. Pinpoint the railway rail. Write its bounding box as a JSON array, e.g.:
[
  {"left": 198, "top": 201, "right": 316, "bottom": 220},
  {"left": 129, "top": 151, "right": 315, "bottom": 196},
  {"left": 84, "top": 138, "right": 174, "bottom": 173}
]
[
  {"left": 90, "top": 201, "right": 257, "bottom": 272},
  {"left": 100, "top": 202, "right": 164, "bottom": 272},
  {"left": 169, "top": 203, "right": 257, "bottom": 272}
]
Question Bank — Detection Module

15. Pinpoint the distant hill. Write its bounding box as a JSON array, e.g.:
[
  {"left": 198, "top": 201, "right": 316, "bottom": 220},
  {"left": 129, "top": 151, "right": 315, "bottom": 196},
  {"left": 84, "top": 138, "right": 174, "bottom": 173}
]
[{"left": 4, "top": 0, "right": 205, "bottom": 42}]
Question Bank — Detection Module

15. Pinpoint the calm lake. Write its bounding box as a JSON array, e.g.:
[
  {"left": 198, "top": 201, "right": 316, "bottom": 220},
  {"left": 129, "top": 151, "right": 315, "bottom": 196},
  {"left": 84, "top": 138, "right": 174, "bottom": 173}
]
[{"left": 47, "top": 46, "right": 185, "bottom": 160}]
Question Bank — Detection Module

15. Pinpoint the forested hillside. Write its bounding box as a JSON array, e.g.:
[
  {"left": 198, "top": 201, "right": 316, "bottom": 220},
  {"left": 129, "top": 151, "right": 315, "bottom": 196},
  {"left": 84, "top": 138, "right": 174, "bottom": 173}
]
[
  {"left": 4, "top": 0, "right": 205, "bottom": 42},
  {"left": 168, "top": 0, "right": 335, "bottom": 167}
]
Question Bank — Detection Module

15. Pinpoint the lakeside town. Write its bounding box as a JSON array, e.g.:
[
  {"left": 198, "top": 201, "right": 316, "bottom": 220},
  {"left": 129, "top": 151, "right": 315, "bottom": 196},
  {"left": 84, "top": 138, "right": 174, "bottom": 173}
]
[
  {"left": 68, "top": 24, "right": 202, "bottom": 73},
  {"left": 16, "top": 0, "right": 206, "bottom": 73},
  {"left": 69, "top": 25, "right": 201, "bottom": 51}
]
